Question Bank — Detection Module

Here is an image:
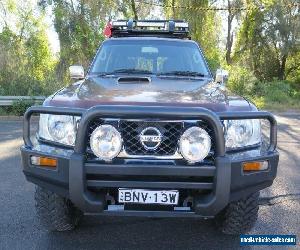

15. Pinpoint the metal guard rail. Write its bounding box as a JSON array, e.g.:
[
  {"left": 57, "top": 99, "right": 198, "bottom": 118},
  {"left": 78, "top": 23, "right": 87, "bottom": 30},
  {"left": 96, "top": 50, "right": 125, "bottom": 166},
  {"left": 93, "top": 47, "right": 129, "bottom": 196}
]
[{"left": 0, "top": 96, "right": 45, "bottom": 106}]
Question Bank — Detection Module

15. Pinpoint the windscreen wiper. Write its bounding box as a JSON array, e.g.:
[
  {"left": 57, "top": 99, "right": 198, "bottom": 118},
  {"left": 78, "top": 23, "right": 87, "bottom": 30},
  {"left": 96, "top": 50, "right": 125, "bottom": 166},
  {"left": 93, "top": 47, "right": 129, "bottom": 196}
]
[
  {"left": 158, "top": 71, "right": 206, "bottom": 77},
  {"left": 92, "top": 69, "right": 153, "bottom": 77},
  {"left": 111, "top": 68, "right": 153, "bottom": 74}
]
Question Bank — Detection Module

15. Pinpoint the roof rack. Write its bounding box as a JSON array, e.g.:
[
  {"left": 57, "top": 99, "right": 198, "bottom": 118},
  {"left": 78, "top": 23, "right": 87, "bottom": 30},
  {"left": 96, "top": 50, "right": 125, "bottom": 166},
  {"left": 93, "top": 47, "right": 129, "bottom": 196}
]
[{"left": 110, "top": 20, "right": 190, "bottom": 39}]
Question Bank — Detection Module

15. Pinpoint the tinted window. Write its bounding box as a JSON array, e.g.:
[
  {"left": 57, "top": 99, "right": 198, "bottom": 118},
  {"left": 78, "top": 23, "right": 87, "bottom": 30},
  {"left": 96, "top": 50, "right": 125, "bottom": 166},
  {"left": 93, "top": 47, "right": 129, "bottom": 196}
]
[{"left": 91, "top": 39, "right": 210, "bottom": 76}]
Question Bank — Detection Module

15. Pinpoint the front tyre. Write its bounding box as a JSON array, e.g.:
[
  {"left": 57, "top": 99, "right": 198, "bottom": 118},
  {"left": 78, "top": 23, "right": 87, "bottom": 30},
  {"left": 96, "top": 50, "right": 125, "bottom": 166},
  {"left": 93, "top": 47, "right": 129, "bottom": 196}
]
[
  {"left": 215, "top": 192, "right": 259, "bottom": 235},
  {"left": 35, "top": 186, "right": 83, "bottom": 231}
]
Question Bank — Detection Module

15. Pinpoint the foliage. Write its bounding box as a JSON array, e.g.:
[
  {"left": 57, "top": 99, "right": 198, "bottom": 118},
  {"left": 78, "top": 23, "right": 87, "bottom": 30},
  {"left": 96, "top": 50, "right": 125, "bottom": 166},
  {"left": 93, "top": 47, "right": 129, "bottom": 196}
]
[
  {"left": 256, "top": 80, "right": 300, "bottom": 111},
  {"left": 234, "top": 0, "right": 300, "bottom": 81},
  {"left": 0, "top": 0, "right": 299, "bottom": 112},
  {"left": 163, "top": 0, "right": 222, "bottom": 72},
  {"left": 51, "top": 0, "right": 107, "bottom": 74},
  {"left": 11, "top": 99, "right": 37, "bottom": 116},
  {"left": 42, "top": 0, "right": 159, "bottom": 81},
  {"left": 0, "top": 0, "right": 57, "bottom": 96},
  {"left": 222, "top": 0, "right": 244, "bottom": 65},
  {"left": 227, "top": 64, "right": 300, "bottom": 110},
  {"left": 223, "top": 0, "right": 300, "bottom": 109},
  {"left": 0, "top": 99, "right": 41, "bottom": 116},
  {"left": 227, "top": 65, "right": 257, "bottom": 96}
]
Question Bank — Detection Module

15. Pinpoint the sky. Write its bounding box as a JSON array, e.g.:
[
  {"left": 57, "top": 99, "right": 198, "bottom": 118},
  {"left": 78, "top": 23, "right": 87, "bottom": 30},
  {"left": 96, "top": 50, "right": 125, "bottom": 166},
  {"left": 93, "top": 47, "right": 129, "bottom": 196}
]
[{"left": 45, "top": 6, "right": 60, "bottom": 54}]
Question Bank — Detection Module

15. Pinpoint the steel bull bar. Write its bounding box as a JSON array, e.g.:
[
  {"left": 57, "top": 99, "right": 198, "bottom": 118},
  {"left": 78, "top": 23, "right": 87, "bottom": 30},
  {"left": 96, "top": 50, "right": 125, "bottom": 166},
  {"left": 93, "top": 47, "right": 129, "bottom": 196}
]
[{"left": 23, "top": 105, "right": 277, "bottom": 217}]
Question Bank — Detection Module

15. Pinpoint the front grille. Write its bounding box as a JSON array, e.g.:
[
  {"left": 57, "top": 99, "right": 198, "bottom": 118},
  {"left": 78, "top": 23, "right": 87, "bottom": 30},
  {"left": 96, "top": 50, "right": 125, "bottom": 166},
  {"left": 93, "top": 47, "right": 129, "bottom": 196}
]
[
  {"left": 86, "top": 119, "right": 215, "bottom": 159},
  {"left": 119, "top": 121, "right": 183, "bottom": 156}
]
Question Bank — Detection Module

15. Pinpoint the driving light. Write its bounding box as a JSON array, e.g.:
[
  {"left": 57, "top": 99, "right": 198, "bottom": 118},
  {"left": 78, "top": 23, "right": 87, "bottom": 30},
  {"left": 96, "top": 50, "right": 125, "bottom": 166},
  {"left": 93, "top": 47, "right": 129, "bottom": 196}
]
[
  {"left": 136, "top": 21, "right": 165, "bottom": 27},
  {"left": 39, "top": 114, "right": 80, "bottom": 146},
  {"left": 179, "top": 127, "right": 211, "bottom": 163},
  {"left": 224, "top": 119, "right": 261, "bottom": 149},
  {"left": 90, "top": 125, "right": 122, "bottom": 161}
]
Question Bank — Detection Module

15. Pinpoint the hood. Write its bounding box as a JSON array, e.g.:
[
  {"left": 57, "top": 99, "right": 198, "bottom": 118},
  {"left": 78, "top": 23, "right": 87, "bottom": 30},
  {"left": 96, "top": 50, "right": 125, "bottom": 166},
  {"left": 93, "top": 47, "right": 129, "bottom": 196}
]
[{"left": 44, "top": 76, "right": 255, "bottom": 112}]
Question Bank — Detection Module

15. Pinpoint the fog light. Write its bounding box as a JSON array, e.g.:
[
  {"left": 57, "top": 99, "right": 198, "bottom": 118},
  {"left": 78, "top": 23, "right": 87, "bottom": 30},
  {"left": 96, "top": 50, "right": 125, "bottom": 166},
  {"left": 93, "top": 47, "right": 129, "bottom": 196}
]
[
  {"left": 179, "top": 127, "right": 211, "bottom": 163},
  {"left": 31, "top": 156, "right": 57, "bottom": 168},
  {"left": 243, "top": 161, "right": 268, "bottom": 171},
  {"left": 90, "top": 125, "right": 122, "bottom": 161}
]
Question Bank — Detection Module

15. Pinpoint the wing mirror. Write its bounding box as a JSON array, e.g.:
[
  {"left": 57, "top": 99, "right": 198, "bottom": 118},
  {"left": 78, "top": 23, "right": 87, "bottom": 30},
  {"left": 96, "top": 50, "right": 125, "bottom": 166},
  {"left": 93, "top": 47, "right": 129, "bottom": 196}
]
[
  {"left": 69, "top": 65, "right": 84, "bottom": 79},
  {"left": 215, "top": 69, "right": 229, "bottom": 85}
]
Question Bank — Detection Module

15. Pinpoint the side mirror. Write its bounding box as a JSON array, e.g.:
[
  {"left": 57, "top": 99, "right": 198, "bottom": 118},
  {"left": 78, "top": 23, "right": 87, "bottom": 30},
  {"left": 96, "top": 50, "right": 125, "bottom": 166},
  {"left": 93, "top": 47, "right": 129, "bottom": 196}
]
[
  {"left": 215, "top": 69, "right": 229, "bottom": 85},
  {"left": 69, "top": 65, "right": 84, "bottom": 79}
]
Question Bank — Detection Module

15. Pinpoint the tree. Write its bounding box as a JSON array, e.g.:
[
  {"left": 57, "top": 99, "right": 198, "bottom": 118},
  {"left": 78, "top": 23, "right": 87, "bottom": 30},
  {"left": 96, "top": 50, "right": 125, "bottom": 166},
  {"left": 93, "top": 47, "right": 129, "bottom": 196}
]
[
  {"left": 163, "top": 0, "right": 222, "bottom": 72},
  {"left": 116, "top": 0, "right": 160, "bottom": 20},
  {"left": 224, "top": 0, "right": 243, "bottom": 65},
  {"left": 130, "top": 0, "right": 138, "bottom": 19},
  {"left": 42, "top": 0, "right": 110, "bottom": 81},
  {"left": 0, "top": 0, "right": 56, "bottom": 95},
  {"left": 40, "top": 0, "right": 163, "bottom": 82},
  {"left": 234, "top": 0, "right": 300, "bottom": 80}
]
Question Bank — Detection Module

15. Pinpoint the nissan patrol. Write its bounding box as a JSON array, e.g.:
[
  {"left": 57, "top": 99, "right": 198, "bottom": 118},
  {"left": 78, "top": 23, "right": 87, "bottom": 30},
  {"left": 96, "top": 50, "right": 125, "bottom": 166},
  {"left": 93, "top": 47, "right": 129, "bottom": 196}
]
[{"left": 21, "top": 20, "right": 279, "bottom": 234}]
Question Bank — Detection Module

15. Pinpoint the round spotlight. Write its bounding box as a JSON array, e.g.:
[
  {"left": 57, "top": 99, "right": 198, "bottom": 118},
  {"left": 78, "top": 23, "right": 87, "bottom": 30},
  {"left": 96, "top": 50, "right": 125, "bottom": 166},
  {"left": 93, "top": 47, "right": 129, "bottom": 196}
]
[
  {"left": 179, "top": 127, "right": 211, "bottom": 163},
  {"left": 90, "top": 125, "right": 122, "bottom": 161}
]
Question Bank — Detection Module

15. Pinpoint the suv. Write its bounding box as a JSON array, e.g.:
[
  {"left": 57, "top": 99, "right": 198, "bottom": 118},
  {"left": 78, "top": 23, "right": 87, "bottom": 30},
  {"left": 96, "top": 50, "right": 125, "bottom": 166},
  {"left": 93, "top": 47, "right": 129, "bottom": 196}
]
[{"left": 21, "top": 20, "right": 279, "bottom": 234}]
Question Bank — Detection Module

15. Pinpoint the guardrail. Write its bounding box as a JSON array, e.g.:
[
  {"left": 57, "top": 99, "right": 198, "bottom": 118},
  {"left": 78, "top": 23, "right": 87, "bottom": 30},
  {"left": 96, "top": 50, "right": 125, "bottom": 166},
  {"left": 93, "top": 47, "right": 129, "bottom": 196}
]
[{"left": 0, "top": 96, "right": 45, "bottom": 106}]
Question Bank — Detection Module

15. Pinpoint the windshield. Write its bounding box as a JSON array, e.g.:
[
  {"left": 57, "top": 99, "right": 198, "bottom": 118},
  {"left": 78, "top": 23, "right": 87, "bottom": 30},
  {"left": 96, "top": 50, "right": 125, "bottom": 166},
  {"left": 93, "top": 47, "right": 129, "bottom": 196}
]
[{"left": 90, "top": 39, "right": 210, "bottom": 77}]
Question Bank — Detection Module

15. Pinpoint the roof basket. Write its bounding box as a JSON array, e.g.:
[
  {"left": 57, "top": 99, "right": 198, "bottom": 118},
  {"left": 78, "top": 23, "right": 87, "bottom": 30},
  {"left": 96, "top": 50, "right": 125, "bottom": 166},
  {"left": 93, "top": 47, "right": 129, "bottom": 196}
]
[{"left": 111, "top": 20, "right": 190, "bottom": 39}]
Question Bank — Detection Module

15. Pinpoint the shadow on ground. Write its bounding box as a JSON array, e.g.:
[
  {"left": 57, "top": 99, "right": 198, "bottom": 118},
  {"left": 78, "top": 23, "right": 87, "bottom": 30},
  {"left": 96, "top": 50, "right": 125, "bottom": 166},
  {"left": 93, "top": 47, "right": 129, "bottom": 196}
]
[{"left": 36, "top": 217, "right": 243, "bottom": 250}]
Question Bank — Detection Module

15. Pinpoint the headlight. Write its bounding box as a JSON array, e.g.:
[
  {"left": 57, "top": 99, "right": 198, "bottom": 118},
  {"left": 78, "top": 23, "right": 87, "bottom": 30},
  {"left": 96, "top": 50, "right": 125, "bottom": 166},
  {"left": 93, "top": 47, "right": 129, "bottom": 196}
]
[
  {"left": 90, "top": 125, "right": 122, "bottom": 161},
  {"left": 179, "top": 127, "right": 211, "bottom": 163},
  {"left": 224, "top": 119, "right": 261, "bottom": 149},
  {"left": 39, "top": 114, "right": 80, "bottom": 146}
]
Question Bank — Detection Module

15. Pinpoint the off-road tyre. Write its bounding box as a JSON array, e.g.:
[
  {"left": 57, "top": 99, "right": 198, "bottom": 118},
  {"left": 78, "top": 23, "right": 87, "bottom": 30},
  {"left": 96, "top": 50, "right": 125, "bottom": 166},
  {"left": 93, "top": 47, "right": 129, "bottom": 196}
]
[
  {"left": 35, "top": 186, "right": 83, "bottom": 231},
  {"left": 215, "top": 192, "right": 260, "bottom": 235}
]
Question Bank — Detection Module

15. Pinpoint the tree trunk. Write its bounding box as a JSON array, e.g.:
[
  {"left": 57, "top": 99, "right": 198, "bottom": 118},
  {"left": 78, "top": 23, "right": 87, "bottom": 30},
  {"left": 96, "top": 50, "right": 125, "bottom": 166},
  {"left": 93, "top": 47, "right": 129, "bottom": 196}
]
[
  {"left": 131, "top": 0, "right": 138, "bottom": 20},
  {"left": 172, "top": 0, "right": 176, "bottom": 18},
  {"left": 225, "top": 0, "right": 234, "bottom": 65},
  {"left": 225, "top": 30, "right": 233, "bottom": 65},
  {"left": 278, "top": 54, "right": 287, "bottom": 80}
]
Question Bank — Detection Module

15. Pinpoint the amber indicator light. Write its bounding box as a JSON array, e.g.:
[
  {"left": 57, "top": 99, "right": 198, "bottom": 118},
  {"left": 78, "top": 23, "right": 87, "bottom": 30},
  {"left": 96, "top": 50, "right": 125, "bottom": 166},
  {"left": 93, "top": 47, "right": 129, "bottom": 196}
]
[
  {"left": 243, "top": 161, "right": 268, "bottom": 171},
  {"left": 31, "top": 156, "right": 57, "bottom": 168}
]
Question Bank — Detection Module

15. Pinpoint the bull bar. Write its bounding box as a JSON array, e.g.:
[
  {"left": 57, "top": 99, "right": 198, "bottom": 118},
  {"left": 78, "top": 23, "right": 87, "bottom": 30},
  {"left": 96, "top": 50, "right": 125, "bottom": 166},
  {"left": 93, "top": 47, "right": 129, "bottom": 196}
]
[{"left": 21, "top": 105, "right": 278, "bottom": 218}]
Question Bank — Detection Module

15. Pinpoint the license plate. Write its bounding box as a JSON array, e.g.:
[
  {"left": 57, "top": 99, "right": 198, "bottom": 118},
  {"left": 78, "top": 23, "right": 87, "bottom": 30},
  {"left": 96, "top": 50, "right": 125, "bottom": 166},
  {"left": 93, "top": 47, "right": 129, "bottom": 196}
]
[{"left": 118, "top": 188, "right": 179, "bottom": 205}]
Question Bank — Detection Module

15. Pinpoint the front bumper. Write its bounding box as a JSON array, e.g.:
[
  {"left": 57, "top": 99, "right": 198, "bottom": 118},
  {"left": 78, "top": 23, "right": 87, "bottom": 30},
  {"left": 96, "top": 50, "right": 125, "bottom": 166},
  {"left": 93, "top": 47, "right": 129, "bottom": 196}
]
[
  {"left": 21, "top": 146, "right": 279, "bottom": 217},
  {"left": 21, "top": 105, "right": 279, "bottom": 218}
]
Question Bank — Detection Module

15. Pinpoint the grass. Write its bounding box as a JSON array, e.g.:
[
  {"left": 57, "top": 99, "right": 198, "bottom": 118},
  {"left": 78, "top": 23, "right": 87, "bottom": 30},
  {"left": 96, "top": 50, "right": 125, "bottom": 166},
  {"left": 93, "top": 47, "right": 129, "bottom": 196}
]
[
  {"left": 250, "top": 96, "right": 300, "bottom": 112},
  {"left": 227, "top": 76, "right": 300, "bottom": 112},
  {"left": 263, "top": 101, "right": 300, "bottom": 112}
]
